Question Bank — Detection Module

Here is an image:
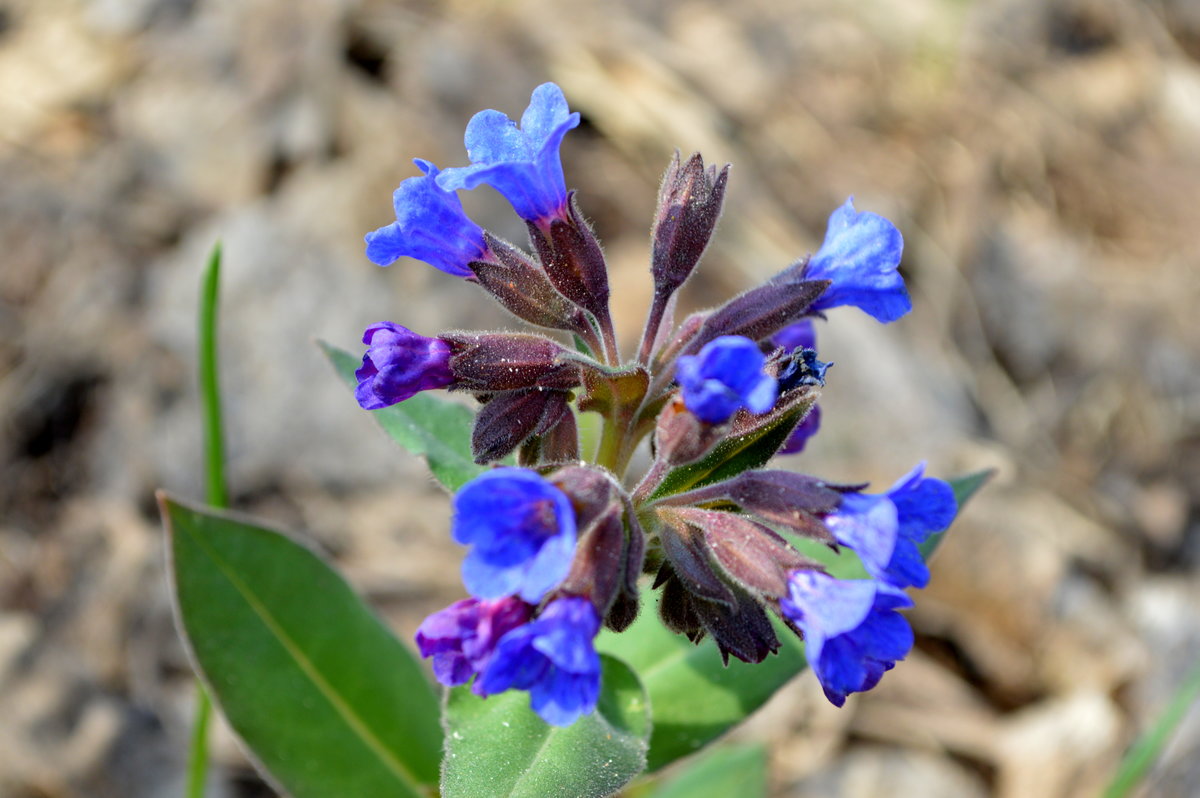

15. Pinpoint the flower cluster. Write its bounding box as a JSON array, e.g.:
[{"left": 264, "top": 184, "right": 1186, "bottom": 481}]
[{"left": 356, "top": 84, "right": 955, "bottom": 724}]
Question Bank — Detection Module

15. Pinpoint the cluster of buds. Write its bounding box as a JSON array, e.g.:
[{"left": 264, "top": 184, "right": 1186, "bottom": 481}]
[{"left": 356, "top": 84, "right": 956, "bottom": 724}]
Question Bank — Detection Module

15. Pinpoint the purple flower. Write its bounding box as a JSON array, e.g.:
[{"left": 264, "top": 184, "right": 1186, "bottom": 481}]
[
  {"left": 779, "top": 403, "right": 822, "bottom": 454},
  {"left": 452, "top": 468, "right": 578, "bottom": 603},
  {"left": 675, "top": 335, "right": 778, "bottom": 424},
  {"left": 823, "top": 463, "right": 957, "bottom": 589},
  {"left": 415, "top": 597, "right": 534, "bottom": 692},
  {"left": 364, "top": 159, "right": 487, "bottom": 278},
  {"left": 479, "top": 597, "right": 601, "bottom": 726},
  {"left": 436, "top": 83, "right": 580, "bottom": 224},
  {"left": 780, "top": 571, "right": 914, "bottom": 707},
  {"left": 355, "top": 322, "right": 454, "bottom": 410},
  {"left": 805, "top": 198, "right": 911, "bottom": 323}
]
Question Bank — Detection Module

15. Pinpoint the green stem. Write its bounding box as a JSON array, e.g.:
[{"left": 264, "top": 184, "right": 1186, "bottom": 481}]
[
  {"left": 188, "top": 242, "right": 227, "bottom": 798},
  {"left": 595, "top": 416, "right": 624, "bottom": 474}
]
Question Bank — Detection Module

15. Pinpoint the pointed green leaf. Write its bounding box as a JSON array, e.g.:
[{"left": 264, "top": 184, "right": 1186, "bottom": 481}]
[
  {"left": 603, "top": 470, "right": 990, "bottom": 771},
  {"left": 644, "top": 743, "right": 767, "bottom": 798},
  {"left": 441, "top": 654, "right": 650, "bottom": 798},
  {"left": 649, "top": 402, "right": 810, "bottom": 501},
  {"left": 320, "top": 340, "right": 496, "bottom": 492},
  {"left": 161, "top": 494, "right": 441, "bottom": 798}
]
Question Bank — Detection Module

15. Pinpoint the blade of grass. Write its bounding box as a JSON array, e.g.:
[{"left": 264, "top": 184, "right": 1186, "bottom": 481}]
[
  {"left": 188, "top": 242, "right": 227, "bottom": 798},
  {"left": 1104, "top": 658, "right": 1200, "bottom": 798}
]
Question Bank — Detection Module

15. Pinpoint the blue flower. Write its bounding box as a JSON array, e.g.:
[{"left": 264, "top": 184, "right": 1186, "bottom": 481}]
[
  {"left": 675, "top": 336, "right": 778, "bottom": 424},
  {"left": 805, "top": 198, "right": 911, "bottom": 323},
  {"left": 356, "top": 322, "right": 455, "bottom": 409},
  {"left": 780, "top": 571, "right": 914, "bottom": 707},
  {"left": 772, "top": 318, "right": 816, "bottom": 352},
  {"left": 436, "top": 83, "right": 581, "bottom": 224},
  {"left": 415, "top": 597, "right": 534, "bottom": 692},
  {"left": 823, "top": 463, "right": 957, "bottom": 588},
  {"left": 364, "top": 158, "right": 487, "bottom": 278},
  {"left": 452, "top": 468, "right": 578, "bottom": 603},
  {"left": 479, "top": 597, "right": 601, "bottom": 726}
]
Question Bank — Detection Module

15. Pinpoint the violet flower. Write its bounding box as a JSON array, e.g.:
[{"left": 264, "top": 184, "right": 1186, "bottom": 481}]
[{"left": 355, "top": 322, "right": 454, "bottom": 409}]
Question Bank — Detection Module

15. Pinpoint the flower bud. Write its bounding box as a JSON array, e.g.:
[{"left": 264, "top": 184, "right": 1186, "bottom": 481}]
[
  {"left": 527, "top": 195, "right": 611, "bottom": 327},
  {"left": 682, "top": 278, "right": 830, "bottom": 357},
  {"left": 724, "top": 469, "right": 841, "bottom": 544},
  {"left": 548, "top": 466, "right": 643, "bottom": 629},
  {"left": 470, "top": 233, "right": 593, "bottom": 335},
  {"left": 470, "top": 389, "right": 572, "bottom": 465},
  {"left": 654, "top": 396, "right": 723, "bottom": 466},
  {"left": 651, "top": 151, "right": 730, "bottom": 296},
  {"left": 668, "top": 506, "right": 820, "bottom": 598},
  {"left": 443, "top": 332, "right": 579, "bottom": 393}
]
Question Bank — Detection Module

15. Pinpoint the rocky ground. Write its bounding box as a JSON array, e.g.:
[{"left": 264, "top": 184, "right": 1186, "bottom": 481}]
[{"left": 2, "top": 0, "right": 1200, "bottom": 796}]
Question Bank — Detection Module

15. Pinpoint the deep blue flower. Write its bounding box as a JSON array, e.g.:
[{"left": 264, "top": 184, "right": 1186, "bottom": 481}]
[
  {"left": 356, "top": 322, "right": 454, "bottom": 410},
  {"left": 452, "top": 468, "right": 578, "bottom": 603},
  {"left": 364, "top": 159, "right": 487, "bottom": 278},
  {"left": 772, "top": 318, "right": 816, "bottom": 352},
  {"left": 780, "top": 570, "right": 914, "bottom": 707},
  {"left": 478, "top": 597, "right": 601, "bottom": 726},
  {"left": 779, "top": 403, "right": 822, "bottom": 454},
  {"left": 675, "top": 336, "right": 778, "bottom": 424},
  {"left": 805, "top": 198, "right": 911, "bottom": 323},
  {"left": 415, "top": 597, "right": 534, "bottom": 692},
  {"left": 823, "top": 463, "right": 957, "bottom": 588},
  {"left": 436, "top": 83, "right": 581, "bottom": 224}
]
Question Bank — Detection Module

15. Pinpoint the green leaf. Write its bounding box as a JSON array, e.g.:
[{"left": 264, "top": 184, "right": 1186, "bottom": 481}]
[
  {"left": 161, "top": 494, "right": 442, "bottom": 798},
  {"left": 643, "top": 743, "right": 767, "bottom": 798},
  {"left": 320, "top": 340, "right": 495, "bottom": 492},
  {"left": 441, "top": 654, "right": 650, "bottom": 798},
  {"left": 649, "top": 402, "right": 810, "bottom": 501},
  {"left": 597, "top": 601, "right": 805, "bottom": 772},
  {"left": 604, "top": 469, "right": 990, "bottom": 771}
]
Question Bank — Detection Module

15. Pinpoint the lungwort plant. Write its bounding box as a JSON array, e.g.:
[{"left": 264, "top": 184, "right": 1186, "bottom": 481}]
[{"left": 160, "top": 83, "right": 986, "bottom": 798}]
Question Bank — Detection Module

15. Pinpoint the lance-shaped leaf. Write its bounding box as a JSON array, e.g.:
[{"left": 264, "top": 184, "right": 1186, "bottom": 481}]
[
  {"left": 648, "top": 388, "right": 818, "bottom": 501},
  {"left": 471, "top": 233, "right": 595, "bottom": 335},
  {"left": 321, "top": 341, "right": 493, "bottom": 491},
  {"left": 160, "top": 495, "right": 442, "bottom": 798},
  {"left": 441, "top": 654, "right": 649, "bottom": 798}
]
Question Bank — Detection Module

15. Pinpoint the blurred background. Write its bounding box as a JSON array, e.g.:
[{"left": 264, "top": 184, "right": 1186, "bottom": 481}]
[{"left": 2, "top": 0, "right": 1199, "bottom": 795}]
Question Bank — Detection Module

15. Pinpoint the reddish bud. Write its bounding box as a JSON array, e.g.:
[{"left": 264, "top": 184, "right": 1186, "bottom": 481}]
[
  {"left": 444, "top": 332, "right": 579, "bottom": 393},
  {"left": 651, "top": 151, "right": 730, "bottom": 296}
]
